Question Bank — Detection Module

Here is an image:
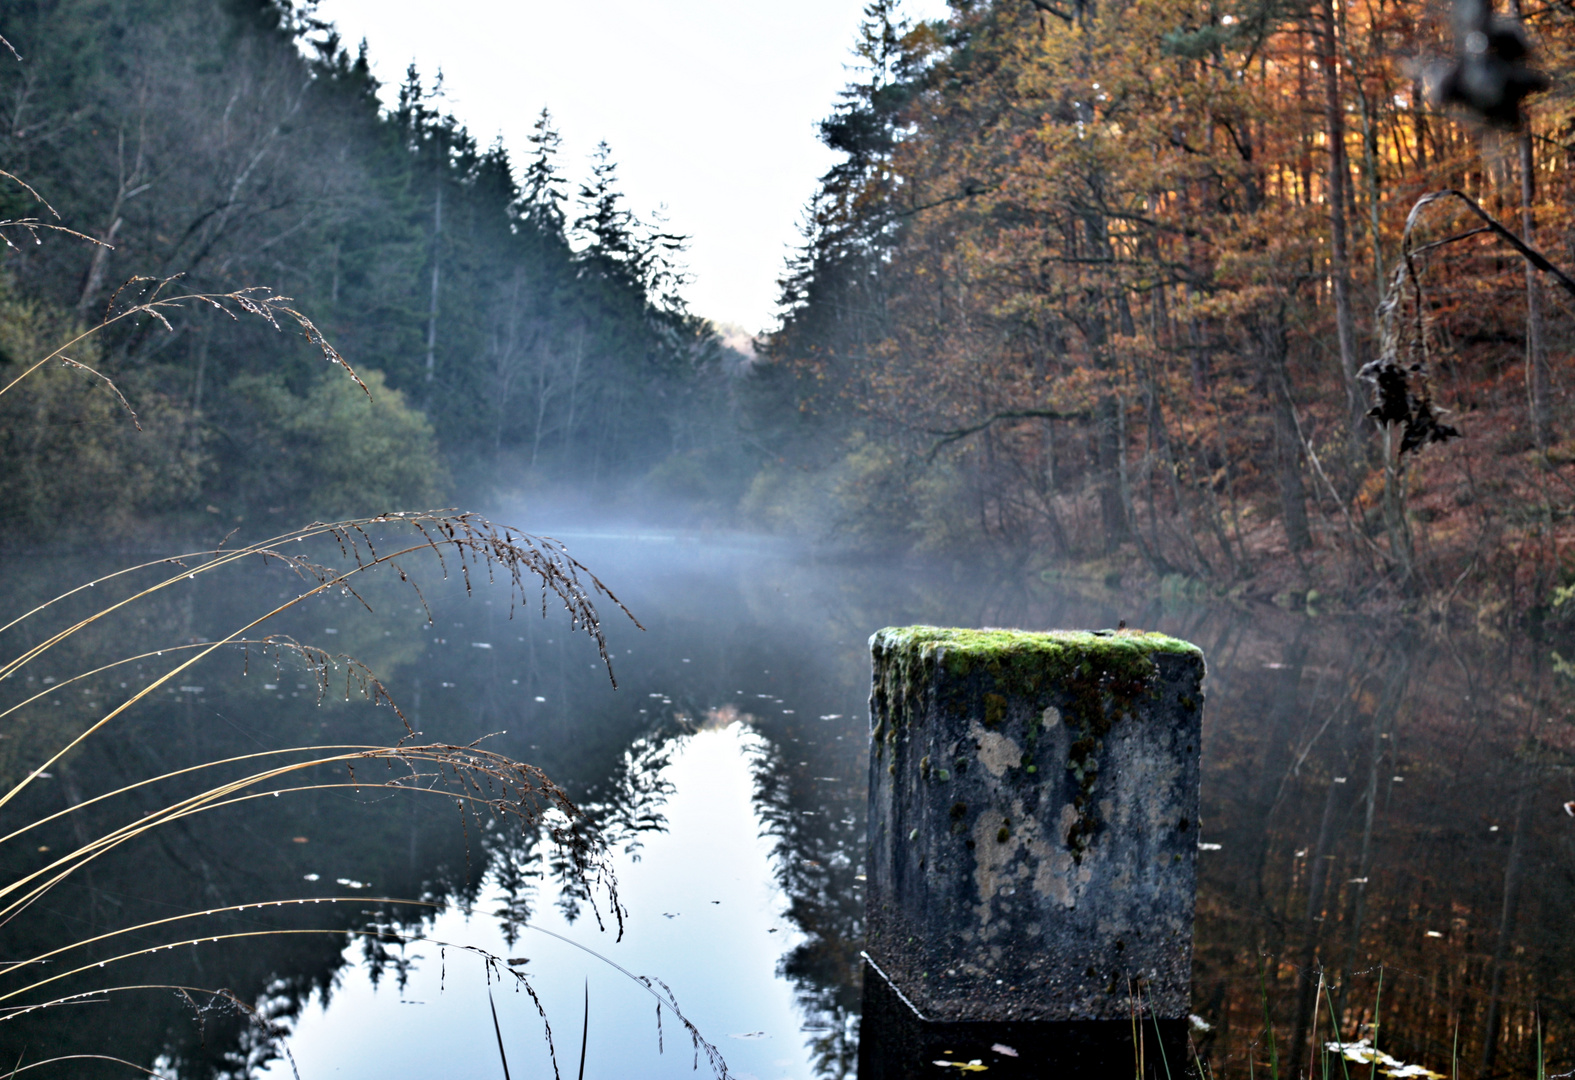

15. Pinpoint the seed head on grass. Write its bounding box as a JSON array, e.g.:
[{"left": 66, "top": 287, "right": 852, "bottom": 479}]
[{"left": 0, "top": 179, "right": 708, "bottom": 1074}]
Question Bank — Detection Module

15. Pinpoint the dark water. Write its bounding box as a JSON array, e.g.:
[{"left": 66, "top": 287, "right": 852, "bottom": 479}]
[{"left": 0, "top": 526, "right": 1570, "bottom": 1079}]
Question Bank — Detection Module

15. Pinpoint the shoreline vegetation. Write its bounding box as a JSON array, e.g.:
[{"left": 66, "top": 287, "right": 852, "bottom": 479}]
[{"left": 5, "top": 2, "right": 1575, "bottom": 624}]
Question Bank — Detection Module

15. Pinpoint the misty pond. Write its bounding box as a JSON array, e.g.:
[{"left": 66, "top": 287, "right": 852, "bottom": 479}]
[{"left": 0, "top": 523, "right": 1570, "bottom": 1080}]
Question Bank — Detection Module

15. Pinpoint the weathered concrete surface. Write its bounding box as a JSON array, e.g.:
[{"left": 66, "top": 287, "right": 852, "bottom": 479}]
[{"left": 864, "top": 626, "right": 1205, "bottom": 1023}]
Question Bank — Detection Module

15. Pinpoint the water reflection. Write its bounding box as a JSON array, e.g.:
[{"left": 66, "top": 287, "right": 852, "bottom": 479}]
[{"left": 0, "top": 530, "right": 1570, "bottom": 1078}]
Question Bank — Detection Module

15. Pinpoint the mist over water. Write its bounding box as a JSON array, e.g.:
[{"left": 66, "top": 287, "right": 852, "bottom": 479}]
[{"left": 0, "top": 520, "right": 1570, "bottom": 1078}]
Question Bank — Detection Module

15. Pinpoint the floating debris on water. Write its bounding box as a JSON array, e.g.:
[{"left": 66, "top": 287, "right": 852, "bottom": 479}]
[{"left": 1325, "top": 1038, "right": 1443, "bottom": 1078}]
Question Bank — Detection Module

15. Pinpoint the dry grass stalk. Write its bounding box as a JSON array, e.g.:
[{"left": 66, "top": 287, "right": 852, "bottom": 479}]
[
  {"left": 0, "top": 515, "right": 668, "bottom": 1074},
  {"left": 0, "top": 162, "right": 718, "bottom": 1076},
  {"left": 0, "top": 170, "right": 102, "bottom": 253}
]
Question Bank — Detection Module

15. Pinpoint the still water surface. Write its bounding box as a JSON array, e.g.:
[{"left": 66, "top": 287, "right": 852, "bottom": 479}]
[{"left": 0, "top": 526, "right": 1570, "bottom": 1078}]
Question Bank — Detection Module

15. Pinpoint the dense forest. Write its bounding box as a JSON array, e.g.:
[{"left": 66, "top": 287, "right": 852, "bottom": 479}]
[
  {"left": 6, "top": 0, "right": 1575, "bottom": 613},
  {"left": 751, "top": 0, "right": 1575, "bottom": 615},
  {"left": 0, "top": 0, "right": 744, "bottom": 536}
]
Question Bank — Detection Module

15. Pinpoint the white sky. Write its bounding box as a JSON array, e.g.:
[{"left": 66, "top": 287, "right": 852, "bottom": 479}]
[{"left": 310, "top": 0, "right": 952, "bottom": 336}]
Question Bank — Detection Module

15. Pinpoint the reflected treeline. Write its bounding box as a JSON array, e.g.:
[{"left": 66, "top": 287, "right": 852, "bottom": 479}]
[
  {"left": 1178, "top": 613, "right": 1575, "bottom": 1079},
  {"left": 0, "top": 539, "right": 670, "bottom": 1078},
  {"left": 715, "top": 559, "right": 1575, "bottom": 1080},
  {"left": 3, "top": 537, "right": 1573, "bottom": 1080}
]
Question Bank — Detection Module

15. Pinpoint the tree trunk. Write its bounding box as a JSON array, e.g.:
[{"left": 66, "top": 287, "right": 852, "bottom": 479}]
[
  {"left": 1096, "top": 395, "right": 1129, "bottom": 547},
  {"left": 1259, "top": 313, "right": 1314, "bottom": 552},
  {"left": 424, "top": 183, "right": 443, "bottom": 386},
  {"left": 1480, "top": 771, "right": 1532, "bottom": 1072},
  {"left": 1316, "top": 0, "right": 1366, "bottom": 453},
  {"left": 1287, "top": 768, "right": 1346, "bottom": 1079},
  {"left": 1333, "top": 643, "right": 1411, "bottom": 1024},
  {"left": 1520, "top": 125, "right": 1552, "bottom": 450}
]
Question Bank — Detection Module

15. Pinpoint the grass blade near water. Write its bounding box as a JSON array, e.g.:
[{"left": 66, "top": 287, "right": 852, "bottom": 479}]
[
  {"left": 579, "top": 980, "right": 590, "bottom": 1080},
  {"left": 1370, "top": 968, "right": 1384, "bottom": 1080},
  {"left": 1325, "top": 976, "right": 1352, "bottom": 1080},
  {"left": 489, "top": 986, "right": 512, "bottom": 1080}
]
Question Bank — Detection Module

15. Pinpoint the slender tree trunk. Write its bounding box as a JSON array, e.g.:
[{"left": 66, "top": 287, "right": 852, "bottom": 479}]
[
  {"left": 1096, "top": 394, "right": 1129, "bottom": 546},
  {"left": 1259, "top": 311, "right": 1313, "bottom": 551},
  {"left": 1316, "top": 0, "right": 1366, "bottom": 452},
  {"left": 562, "top": 327, "right": 585, "bottom": 464},
  {"left": 1141, "top": 350, "right": 1210, "bottom": 573},
  {"left": 187, "top": 326, "right": 210, "bottom": 457},
  {"left": 78, "top": 122, "right": 146, "bottom": 321},
  {"left": 424, "top": 183, "right": 443, "bottom": 386},
  {"left": 1288, "top": 769, "right": 1347, "bottom": 1078},
  {"left": 1481, "top": 764, "right": 1534, "bottom": 1072},
  {"left": 76, "top": 217, "right": 121, "bottom": 322},
  {"left": 1519, "top": 125, "right": 1552, "bottom": 450},
  {"left": 1038, "top": 418, "right": 1072, "bottom": 555},
  {"left": 1334, "top": 643, "right": 1411, "bottom": 1024}
]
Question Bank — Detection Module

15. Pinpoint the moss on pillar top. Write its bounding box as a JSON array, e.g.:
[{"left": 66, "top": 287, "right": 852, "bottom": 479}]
[
  {"left": 870, "top": 625, "right": 1203, "bottom": 730},
  {"left": 871, "top": 625, "right": 1202, "bottom": 679}
]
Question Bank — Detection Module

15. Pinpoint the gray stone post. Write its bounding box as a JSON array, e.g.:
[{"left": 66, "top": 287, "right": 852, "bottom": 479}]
[{"left": 864, "top": 626, "right": 1205, "bottom": 1024}]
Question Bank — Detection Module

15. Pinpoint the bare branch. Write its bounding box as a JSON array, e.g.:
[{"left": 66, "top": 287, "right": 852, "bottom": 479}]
[
  {"left": 926, "top": 408, "right": 1090, "bottom": 460},
  {"left": 1025, "top": 0, "right": 1077, "bottom": 22},
  {"left": 1406, "top": 188, "right": 1575, "bottom": 300}
]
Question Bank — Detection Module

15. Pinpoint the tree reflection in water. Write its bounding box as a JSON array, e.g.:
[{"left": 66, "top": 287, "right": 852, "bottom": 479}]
[{"left": 1, "top": 535, "right": 1571, "bottom": 1079}]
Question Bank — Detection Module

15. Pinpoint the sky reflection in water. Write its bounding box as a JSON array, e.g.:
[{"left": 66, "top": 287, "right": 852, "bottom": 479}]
[
  {"left": 267, "top": 724, "right": 814, "bottom": 1080},
  {"left": 2, "top": 526, "right": 1570, "bottom": 1079}
]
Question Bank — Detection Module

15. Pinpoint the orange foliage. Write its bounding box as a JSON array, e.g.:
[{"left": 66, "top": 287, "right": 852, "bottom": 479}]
[{"left": 760, "top": 0, "right": 1575, "bottom": 615}]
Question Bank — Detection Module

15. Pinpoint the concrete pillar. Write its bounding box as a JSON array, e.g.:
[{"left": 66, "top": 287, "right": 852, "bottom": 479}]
[{"left": 863, "top": 626, "right": 1205, "bottom": 1029}]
